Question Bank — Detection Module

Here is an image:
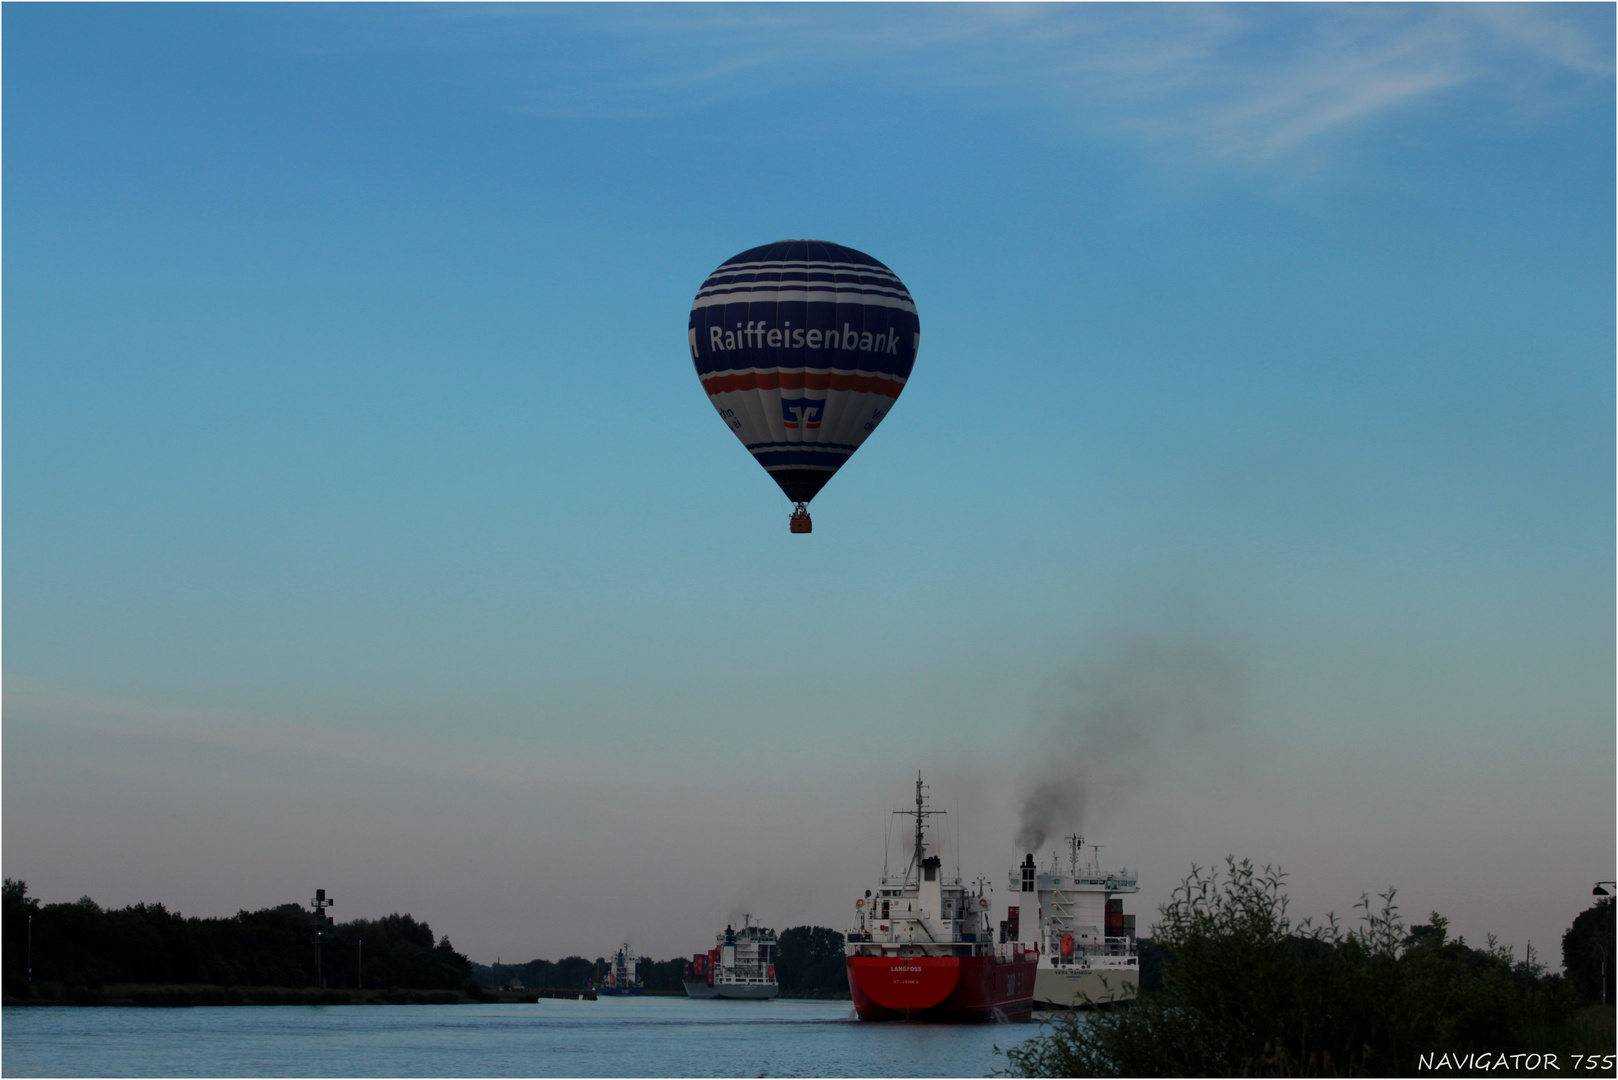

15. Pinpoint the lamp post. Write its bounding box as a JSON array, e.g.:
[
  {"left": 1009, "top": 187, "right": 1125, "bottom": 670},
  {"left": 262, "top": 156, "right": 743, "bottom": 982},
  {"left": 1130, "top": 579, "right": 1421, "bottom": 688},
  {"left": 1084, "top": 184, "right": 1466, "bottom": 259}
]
[
  {"left": 309, "top": 889, "right": 335, "bottom": 989},
  {"left": 1592, "top": 883, "right": 1615, "bottom": 1006}
]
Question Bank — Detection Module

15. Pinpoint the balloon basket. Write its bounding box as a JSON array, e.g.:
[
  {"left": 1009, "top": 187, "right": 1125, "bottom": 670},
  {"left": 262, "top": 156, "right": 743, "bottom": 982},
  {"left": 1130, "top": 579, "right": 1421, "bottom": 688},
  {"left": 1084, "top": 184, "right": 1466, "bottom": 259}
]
[{"left": 789, "top": 505, "right": 813, "bottom": 534}]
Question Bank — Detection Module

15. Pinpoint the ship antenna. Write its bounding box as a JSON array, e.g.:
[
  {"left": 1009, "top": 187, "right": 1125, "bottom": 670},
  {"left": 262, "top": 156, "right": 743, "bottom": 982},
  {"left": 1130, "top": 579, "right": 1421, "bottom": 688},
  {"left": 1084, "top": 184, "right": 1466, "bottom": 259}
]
[
  {"left": 913, "top": 772, "right": 924, "bottom": 873},
  {"left": 955, "top": 799, "right": 962, "bottom": 883},
  {"left": 1066, "top": 834, "right": 1083, "bottom": 877},
  {"left": 1090, "top": 843, "right": 1104, "bottom": 874},
  {"left": 893, "top": 771, "right": 944, "bottom": 882},
  {"left": 883, "top": 812, "right": 890, "bottom": 883}
]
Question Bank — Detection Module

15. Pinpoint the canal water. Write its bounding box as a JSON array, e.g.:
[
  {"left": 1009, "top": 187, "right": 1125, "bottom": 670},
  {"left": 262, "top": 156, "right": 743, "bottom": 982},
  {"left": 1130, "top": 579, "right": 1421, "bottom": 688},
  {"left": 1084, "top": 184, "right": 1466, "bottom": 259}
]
[{"left": 2, "top": 996, "right": 1054, "bottom": 1077}]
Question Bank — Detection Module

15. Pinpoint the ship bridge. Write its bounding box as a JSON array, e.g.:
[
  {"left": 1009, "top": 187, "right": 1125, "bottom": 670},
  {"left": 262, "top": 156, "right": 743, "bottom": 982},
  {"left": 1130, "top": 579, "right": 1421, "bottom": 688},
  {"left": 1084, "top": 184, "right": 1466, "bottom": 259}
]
[
  {"left": 1008, "top": 836, "right": 1140, "bottom": 966},
  {"left": 846, "top": 775, "right": 1009, "bottom": 960}
]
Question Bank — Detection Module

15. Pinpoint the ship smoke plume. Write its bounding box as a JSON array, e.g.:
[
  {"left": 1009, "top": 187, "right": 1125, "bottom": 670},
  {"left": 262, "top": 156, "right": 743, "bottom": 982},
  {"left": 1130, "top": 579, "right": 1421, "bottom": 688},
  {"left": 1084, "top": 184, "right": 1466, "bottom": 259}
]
[{"left": 1015, "top": 636, "right": 1248, "bottom": 853}]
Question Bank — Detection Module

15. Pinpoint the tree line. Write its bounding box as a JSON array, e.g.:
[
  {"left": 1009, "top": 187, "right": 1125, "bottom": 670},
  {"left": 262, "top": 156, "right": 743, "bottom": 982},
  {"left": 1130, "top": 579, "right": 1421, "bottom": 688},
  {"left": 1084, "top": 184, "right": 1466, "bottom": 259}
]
[
  {"left": 3, "top": 879, "right": 472, "bottom": 999},
  {"left": 4, "top": 878, "right": 853, "bottom": 1003},
  {"left": 476, "top": 925, "right": 849, "bottom": 996}
]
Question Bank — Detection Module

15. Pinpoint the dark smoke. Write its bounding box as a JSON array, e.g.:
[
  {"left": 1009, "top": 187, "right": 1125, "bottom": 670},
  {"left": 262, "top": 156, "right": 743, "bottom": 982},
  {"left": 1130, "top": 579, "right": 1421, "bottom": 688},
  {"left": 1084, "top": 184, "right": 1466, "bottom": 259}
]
[{"left": 1015, "top": 637, "right": 1248, "bottom": 853}]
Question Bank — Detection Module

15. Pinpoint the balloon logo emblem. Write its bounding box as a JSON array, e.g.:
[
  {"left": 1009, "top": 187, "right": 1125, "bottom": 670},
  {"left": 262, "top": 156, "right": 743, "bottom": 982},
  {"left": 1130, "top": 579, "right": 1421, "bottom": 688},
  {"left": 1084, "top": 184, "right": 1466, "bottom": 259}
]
[{"left": 689, "top": 240, "right": 919, "bottom": 533}]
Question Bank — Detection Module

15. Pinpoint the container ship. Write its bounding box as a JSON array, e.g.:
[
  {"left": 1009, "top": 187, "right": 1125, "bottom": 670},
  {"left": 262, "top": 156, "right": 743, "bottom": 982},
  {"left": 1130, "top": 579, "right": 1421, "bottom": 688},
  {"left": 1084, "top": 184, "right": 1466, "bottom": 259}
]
[
  {"left": 844, "top": 774, "right": 1037, "bottom": 1022},
  {"left": 1012, "top": 836, "right": 1140, "bottom": 1008},
  {"left": 597, "top": 943, "right": 644, "bottom": 996},
  {"left": 684, "top": 917, "right": 779, "bottom": 999}
]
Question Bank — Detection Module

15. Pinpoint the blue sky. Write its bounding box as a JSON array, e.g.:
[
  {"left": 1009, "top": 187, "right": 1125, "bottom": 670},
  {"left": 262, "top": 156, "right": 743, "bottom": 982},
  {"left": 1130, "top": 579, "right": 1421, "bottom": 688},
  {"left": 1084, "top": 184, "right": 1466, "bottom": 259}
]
[{"left": 5, "top": 3, "right": 1612, "bottom": 964}]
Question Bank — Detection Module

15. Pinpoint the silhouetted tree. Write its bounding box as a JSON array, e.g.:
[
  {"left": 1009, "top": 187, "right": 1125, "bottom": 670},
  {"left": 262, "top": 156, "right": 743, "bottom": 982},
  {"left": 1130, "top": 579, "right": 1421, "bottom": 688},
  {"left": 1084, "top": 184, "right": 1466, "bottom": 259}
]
[
  {"left": 478, "top": 955, "right": 599, "bottom": 991},
  {"left": 3, "top": 879, "right": 42, "bottom": 997},
  {"left": 0, "top": 881, "right": 470, "bottom": 995},
  {"left": 1562, "top": 897, "right": 1615, "bottom": 1006},
  {"left": 775, "top": 926, "right": 846, "bottom": 993}
]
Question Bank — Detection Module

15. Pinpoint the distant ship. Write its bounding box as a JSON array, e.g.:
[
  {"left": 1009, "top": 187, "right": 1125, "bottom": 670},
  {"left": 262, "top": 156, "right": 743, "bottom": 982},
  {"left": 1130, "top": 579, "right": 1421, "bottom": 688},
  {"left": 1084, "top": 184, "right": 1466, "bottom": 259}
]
[
  {"left": 684, "top": 917, "right": 779, "bottom": 999},
  {"left": 1012, "top": 836, "right": 1140, "bottom": 1008},
  {"left": 597, "top": 943, "right": 644, "bottom": 996},
  {"left": 844, "top": 774, "right": 1037, "bottom": 1022}
]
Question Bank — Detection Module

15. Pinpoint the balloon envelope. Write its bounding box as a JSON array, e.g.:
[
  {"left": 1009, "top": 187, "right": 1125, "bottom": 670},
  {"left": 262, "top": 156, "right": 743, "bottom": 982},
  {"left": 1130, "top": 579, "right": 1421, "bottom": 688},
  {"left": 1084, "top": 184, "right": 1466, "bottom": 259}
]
[{"left": 689, "top": 240, "right": 919, "bottom": 504}]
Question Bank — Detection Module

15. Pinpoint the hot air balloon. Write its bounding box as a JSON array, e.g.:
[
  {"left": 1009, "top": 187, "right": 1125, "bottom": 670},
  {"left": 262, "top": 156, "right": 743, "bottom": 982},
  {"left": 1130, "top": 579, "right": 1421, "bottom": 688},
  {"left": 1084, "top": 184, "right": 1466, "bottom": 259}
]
[{"left": 689, "top": 240, "right": 919, "bottom": 533}]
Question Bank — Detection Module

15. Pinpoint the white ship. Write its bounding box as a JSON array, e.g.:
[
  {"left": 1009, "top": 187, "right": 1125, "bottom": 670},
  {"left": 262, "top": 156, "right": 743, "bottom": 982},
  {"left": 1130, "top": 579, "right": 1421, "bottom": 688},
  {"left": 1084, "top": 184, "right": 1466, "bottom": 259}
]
[
  {"left": 1008, "top": 835, "right": 1140, "bottom": 1008},
  {"left": 598, "top": 943, "right": 644, "bottom": 996},
  {"left": 684, "top": 916, "right": 779, "bottom": 999}
]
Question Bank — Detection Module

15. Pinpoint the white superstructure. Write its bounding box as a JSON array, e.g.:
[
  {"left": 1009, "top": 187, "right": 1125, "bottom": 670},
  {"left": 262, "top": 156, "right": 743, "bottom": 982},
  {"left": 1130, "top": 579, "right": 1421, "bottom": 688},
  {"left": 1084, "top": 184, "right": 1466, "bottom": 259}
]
[
  {"left": 846, "top": 776, "right": 1000, "bottom": 958},
  {"left": 1007, "top": 835, "right": 1140, "bottom": 1008},
  {"left": 599, "top": 943, "right": 644, "bottom": 995}
]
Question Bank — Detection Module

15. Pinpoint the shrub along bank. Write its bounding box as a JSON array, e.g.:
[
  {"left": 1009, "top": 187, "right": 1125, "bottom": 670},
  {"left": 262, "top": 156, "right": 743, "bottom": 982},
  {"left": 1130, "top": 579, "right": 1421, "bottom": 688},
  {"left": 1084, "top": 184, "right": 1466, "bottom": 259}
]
[{"left": 999, "top": 859, "right": 1616, "bottom": 1078}]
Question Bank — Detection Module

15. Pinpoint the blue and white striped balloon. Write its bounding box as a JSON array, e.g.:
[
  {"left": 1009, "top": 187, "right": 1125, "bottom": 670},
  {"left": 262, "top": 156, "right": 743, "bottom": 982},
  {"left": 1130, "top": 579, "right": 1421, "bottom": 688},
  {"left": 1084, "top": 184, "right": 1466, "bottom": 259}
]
[{"left": 689, "top": 240, "right": 920, "bottom": 511}]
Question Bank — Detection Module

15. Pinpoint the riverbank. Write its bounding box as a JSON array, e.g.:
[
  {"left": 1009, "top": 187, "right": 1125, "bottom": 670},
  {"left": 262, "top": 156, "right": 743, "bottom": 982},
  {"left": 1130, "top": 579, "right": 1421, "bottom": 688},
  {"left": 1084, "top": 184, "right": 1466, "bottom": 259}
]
[
  {"left": 5, "top": 984, "right": 559, "bottom": 1007},
  {"left": 6, "top": 984, "right": 848, "bottom": 1007}
]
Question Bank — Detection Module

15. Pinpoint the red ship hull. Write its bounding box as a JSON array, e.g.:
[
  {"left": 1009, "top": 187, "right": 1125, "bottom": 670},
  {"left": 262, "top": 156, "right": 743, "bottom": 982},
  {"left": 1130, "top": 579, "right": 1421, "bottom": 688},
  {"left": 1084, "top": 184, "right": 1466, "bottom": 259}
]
[{"left": 846, "top": 952, "right": 1037, "bottom": 1022}]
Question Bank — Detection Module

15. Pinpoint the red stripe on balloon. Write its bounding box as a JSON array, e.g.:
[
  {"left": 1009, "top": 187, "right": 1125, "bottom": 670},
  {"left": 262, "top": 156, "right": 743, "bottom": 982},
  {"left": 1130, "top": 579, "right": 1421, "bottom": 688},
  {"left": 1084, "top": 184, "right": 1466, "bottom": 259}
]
[{"left": 701, "top": 371, "right": 905, "bottom": 397}]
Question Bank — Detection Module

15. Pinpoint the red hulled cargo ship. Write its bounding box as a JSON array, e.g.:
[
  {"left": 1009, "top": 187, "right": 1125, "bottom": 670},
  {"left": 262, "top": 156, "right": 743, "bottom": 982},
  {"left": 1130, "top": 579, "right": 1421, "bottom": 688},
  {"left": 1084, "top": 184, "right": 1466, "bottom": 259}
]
[{"left": 844, "top": 774, "right": 1037, "bottom": 1022}]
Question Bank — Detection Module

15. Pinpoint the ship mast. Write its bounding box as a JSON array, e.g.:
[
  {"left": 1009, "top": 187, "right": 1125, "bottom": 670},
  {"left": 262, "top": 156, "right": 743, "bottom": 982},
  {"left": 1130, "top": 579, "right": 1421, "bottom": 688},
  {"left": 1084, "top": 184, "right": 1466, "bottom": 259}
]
[
  {"left": 1065, "top": 834, "right": 1084, "bottom": 877},
  {"left": 894, "top": 772, "right": 945, "bottom": 882}
]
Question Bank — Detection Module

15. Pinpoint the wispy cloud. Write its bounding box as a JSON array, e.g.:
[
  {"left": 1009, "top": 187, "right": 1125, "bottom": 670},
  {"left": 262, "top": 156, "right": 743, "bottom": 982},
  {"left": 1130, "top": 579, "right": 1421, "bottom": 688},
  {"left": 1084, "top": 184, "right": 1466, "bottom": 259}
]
[
  {"left": 1074, "top": 5, "right": 1614, "bottom": 164},
  {"left": 0, "top": 677, "right": 616, "bottom": 793},
  {"left": 342, "top": 4, "right": 1610, "bottom": 171}
]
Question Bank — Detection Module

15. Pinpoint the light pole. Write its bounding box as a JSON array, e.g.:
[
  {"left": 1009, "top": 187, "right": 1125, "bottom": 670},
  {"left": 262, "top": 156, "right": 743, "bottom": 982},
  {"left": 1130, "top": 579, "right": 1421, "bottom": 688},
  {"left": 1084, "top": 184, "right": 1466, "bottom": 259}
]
[
  {"left": 1592, "top": 883, "right": 1615, "bottom": 1006},
  {"left": 309, "top": 889, "right": 335, "bottom": 989}
]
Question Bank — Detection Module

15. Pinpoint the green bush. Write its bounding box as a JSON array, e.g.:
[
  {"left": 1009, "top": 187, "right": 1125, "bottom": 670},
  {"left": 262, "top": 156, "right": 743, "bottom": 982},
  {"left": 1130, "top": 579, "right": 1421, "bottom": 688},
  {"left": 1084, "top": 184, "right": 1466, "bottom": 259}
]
[{"left": 1001, "top": 858, "right": 1607, "bottom": 1077}]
